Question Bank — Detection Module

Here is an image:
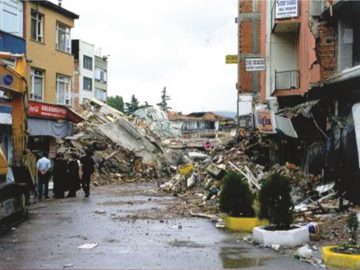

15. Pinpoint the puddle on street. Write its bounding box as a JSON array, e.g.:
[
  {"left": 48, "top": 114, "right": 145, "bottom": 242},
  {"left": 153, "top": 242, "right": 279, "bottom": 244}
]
[{"left": 220, "top": 247, "right": 274, "bottom": 268}]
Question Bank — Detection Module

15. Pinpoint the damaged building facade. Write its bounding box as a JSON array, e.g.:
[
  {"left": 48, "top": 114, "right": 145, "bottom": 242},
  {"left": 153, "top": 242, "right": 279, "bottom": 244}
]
[
  {"left": 239, "top": 0, "right": 360, "bottom": 202},
  {"left": 168, "top": 112, "right": 235, "bottom": 133}
]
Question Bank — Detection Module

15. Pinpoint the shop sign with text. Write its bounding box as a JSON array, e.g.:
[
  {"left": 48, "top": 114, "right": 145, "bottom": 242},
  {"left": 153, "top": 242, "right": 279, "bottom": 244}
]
[
  {"left": 28, "top": 102, "right": 67, "bottom": 120},
  {"left": 255, "top": 110, "right": 276, "bottom": 134}
]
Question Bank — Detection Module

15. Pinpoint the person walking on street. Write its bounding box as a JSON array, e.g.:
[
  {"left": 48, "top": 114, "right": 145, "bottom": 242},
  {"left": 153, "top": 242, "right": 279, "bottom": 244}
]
[
  {"left": 52, "top": 153, "right": 68, "bottom": 198},
  {"left": 80, "top": 149, "right": 95, "bottom": 198},
  {"left": 36, "top": 152, "right": 51, "bottom": 199},
  {"left": 67, "top": 153, "right": 81, "bottom": 197}
]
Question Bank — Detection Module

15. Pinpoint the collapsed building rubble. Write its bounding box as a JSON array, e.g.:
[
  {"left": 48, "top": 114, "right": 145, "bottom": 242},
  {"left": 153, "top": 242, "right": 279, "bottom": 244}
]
[
  {"left": 53, "top": 97, "right": 358, "bottom": 252},
  {"left": 158, "top": 127, "right": 359, "bottom": 248},
  {"left": 57, "top": 98, "right": 171, "bottom": 185},
  {"left": 133, "top": 107, "right": 181, "bottom": 138}
]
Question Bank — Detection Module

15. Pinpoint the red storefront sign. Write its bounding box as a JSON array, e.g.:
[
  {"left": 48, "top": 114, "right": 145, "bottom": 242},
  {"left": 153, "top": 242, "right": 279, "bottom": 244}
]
[{"left": 28, "top": 101, "right": 84, "bottom": 123}]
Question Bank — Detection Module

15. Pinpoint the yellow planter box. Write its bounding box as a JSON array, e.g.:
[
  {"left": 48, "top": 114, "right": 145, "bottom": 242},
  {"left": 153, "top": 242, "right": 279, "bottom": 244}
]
[
  {"left": 322, "top": 246, "right": 360, "bottom": 270},
  {"left": 224, "top": 216, "right": 268, "bottom": 232}
]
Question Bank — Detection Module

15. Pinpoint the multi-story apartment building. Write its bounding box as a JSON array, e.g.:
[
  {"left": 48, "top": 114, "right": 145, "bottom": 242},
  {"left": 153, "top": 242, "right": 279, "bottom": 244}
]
[
  {"left": 239, "top": 0, "right": 360, "bottom": 203},
  {"left": 0, "top": 0, "right": 25, "bottom": 54},
  {"left": 0, "top": 0, "right": 23, "bottom": 37},
  {"left": 72, "top": 40, "right": 108, "bottom": 108},
  {"left": 239, "top": 0, "right": 321, "bottom": 105},
  {"left": 25, "top": 0, "right": 78, "bottom": 105},
  {"left": 24, "top": 0, "right": 83, "bottom": 157},
  {"left": 94, "top": 55, "right": 108, "bottom": 102},
  {"left": 72, "top": 39, "right": 95, "bottom": 107}
]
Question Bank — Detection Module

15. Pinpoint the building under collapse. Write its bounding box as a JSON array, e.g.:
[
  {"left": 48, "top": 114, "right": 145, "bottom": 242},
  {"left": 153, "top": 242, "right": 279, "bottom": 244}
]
[{"left": 238, "top": 0, "right": 360, "bottom": 203}]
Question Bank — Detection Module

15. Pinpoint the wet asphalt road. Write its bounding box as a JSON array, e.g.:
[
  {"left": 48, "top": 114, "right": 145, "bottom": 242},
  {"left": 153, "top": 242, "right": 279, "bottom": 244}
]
[{"left": 0, "top": 183, "right": 320, "bottom": 269}]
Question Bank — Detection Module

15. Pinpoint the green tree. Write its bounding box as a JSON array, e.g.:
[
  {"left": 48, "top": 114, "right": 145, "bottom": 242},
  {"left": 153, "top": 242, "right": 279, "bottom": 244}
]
[
  {"left": 125, "top": 94, "right": 140, "bottom": 114},
  {"left": 219, "top": 172, "right": 255, "bottom": 217},
  {"left": 156, "top": 87, "right": 171, "bottom": 111},
  {"left": 140, "top": 101, "right": 153, "bottom": 109},
  {"left": 106, "top": 95, "right": 124, "bottom": 112},
  {"left": 259, "top": 173, "right": 294, "bottom": 230}
]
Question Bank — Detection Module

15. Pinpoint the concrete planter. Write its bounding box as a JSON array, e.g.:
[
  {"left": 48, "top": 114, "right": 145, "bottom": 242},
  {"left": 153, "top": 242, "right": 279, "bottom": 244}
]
[
  {"left": 322, "top": 246, "right": 360, "bottom": 270},
  {"left": 253, "top": 225, "right": 309, "bottom": 247},
  {"left": 224, "top": 216, "right": 268, "bottom": 232}
]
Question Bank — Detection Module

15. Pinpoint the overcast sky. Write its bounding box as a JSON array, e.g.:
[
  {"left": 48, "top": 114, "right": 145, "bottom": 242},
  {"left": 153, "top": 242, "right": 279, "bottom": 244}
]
[{"left": 61, "top": 0, "right": 238, "bottom": 113}]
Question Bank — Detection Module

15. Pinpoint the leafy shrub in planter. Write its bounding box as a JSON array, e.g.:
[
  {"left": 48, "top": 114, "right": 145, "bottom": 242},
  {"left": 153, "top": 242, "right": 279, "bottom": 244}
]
[
  {"left": 331, "top": 212, "right": 360, "bottom": 255},
  {"left": 348, "top": 212, "right": 359, "bottom": 245},
  {"left": 219, "top": 172, "right": 255, "bottom": 217},
  {"left": 259, "top": 173, "right": 293, "bottom": 230}
]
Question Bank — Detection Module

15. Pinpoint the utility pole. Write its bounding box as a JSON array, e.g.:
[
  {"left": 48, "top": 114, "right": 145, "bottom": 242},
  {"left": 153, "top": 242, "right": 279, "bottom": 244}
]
[{"left": 236, "top": 0, "right": 241, "bottom": 138}]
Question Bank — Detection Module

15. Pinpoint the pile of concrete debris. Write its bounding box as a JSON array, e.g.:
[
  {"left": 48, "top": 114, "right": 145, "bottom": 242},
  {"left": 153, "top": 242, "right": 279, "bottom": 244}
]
[
  {"left": 57, "top": 99, "right": 171, "bottom": 185},
  {"left": 157, "top": 129, "right": 269, "bottom": 217},
  {"left": 158, "top": 128, "right": 326, "bottom": 218}
]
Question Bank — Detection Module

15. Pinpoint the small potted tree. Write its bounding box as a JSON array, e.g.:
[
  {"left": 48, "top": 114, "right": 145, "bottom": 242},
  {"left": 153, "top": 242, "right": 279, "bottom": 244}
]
[
  {"left": 322, "top": 212, "right": 360, "bottom": 269},
  {"left": 219, "top": 171, "right": 267, "bottom": 232},
  {"left": 252, "top": 173, "right": 309, "bottom": 247}
]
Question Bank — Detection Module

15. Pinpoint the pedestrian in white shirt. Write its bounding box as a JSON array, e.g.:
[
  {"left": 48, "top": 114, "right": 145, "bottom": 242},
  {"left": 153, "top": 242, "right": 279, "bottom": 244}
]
[{"left": 36, "top": 152, "right": 51, "bottom": 199}]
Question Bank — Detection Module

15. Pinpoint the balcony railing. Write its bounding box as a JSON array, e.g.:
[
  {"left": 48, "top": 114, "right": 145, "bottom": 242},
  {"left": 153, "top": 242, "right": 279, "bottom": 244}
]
[{"left": 275, "top": 70, "right": 300, "bottom": 90}]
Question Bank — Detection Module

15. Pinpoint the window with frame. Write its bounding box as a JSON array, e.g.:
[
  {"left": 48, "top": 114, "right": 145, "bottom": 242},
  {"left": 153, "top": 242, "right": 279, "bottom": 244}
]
[
  {"left": 56, "top": 74, "right": 71, "bottom": 105},
  {"left": 95, "top": 68, "right": 107, "bottom": 82},
  {"left": 30, "top": 68, "right": 44, "bottom": 101},
  {"left": 83, "top": 77, "right": 92, "bottom": 91},
  {"left": 56, "top": 23, "right": 71, "bottom": 53},
  {"left": 31, "top": 10, "right": 43, "bottom": 42},
  {"left": 83, "top": 55, "right": 93, "bottom": 70},
  {"left": 95, "top": 88, "right": 107, "bottom": 101}
]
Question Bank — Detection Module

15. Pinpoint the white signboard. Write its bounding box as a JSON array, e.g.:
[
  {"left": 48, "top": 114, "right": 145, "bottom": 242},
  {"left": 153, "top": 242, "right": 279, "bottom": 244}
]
[
  {"left": 245, "top": 58, "right": 266, "bottom": 72},
  {"left": 275, "top": 115, "right": 298, "bottom": 138},
  {"left": 239, "top": 95, "right": 252, "bottom": 116},
  {"left": 275, "top": 0, "right": 299, "bottom": 19}
]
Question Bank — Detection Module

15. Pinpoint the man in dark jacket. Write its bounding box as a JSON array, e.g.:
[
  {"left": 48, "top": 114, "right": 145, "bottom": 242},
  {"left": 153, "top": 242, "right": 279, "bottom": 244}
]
[
  {"left": 53, "top": 153, "right": 68, "bottom": 198},
  {"left": 68, "top": 153, "right": 81, "bottom": 197},
  {"left": 80, "top": 149, "right": 95, "bottom": 198}
]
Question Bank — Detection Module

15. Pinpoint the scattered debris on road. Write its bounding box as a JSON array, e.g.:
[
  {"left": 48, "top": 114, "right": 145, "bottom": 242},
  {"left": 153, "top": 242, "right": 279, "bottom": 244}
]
[{"left": 78, "top": 243, "right": 99, "bottom": 250}]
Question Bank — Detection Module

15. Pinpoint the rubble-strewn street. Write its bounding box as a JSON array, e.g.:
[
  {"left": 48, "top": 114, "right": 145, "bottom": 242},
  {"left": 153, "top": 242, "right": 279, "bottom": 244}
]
[
  {"left": 2, "top": 0, "right": 360, "bottom": 269},
  {"left": 0, "top": 184, "right": 321, "bottom": 270}
]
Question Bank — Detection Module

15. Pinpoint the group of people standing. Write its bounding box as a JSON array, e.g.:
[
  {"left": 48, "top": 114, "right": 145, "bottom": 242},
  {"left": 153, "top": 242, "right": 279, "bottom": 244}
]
[{"left": 36, "top": 149, "right": 95, "bottom": 199}]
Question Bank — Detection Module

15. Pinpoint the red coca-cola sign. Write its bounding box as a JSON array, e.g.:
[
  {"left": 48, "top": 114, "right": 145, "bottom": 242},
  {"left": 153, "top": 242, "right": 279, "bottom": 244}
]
[{"left": 28, "top": 101, "right": 68, "bottom": 120}]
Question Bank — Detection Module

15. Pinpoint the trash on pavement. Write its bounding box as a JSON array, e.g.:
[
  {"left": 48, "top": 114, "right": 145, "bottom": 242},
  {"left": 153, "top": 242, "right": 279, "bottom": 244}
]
[{"left": 78, "top": 243, "right": 99, "bottom": 250}]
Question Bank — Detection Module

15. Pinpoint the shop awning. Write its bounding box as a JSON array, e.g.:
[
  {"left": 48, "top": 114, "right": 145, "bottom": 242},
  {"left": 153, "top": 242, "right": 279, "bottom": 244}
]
[
  {"left": 28, "top": 101, "right": 85, "bottom": 124},
  {"left": 28, "top": 118, "right": 73, "bottom": 138}
]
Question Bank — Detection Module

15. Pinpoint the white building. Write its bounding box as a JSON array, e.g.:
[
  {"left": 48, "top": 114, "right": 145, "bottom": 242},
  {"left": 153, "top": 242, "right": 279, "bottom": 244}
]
[
  {"left": 0, "top": 0, "right": 23, "bottom": 37},
  {"left": 72, "top": 39, "right": 96, "bottom": 105}
]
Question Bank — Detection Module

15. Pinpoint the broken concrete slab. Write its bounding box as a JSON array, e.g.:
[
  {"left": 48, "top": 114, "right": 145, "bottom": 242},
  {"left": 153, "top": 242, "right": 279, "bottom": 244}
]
[{"left": 206, "top": 164, "right": 225, "bottom": 180}]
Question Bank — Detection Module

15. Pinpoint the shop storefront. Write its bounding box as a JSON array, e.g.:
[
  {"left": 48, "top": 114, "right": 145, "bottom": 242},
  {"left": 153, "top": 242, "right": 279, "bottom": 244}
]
[{"left": 27, "top": 101, "right": 84, "bottom": 158}]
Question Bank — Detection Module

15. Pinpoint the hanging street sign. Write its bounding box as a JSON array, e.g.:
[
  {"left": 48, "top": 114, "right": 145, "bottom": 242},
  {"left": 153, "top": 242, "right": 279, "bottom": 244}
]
[{"left": 225, "top": 55, "right": 238, "bottom": 64}]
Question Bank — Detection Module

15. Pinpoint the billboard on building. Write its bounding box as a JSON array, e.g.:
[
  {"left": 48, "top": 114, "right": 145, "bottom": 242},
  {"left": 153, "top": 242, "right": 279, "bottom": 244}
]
[
  {"left": 245, "top": 58, "right": 266, "bottom": 72},
  {"left": 275, "top": 0, "right": 299, "bottom": 19}
]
